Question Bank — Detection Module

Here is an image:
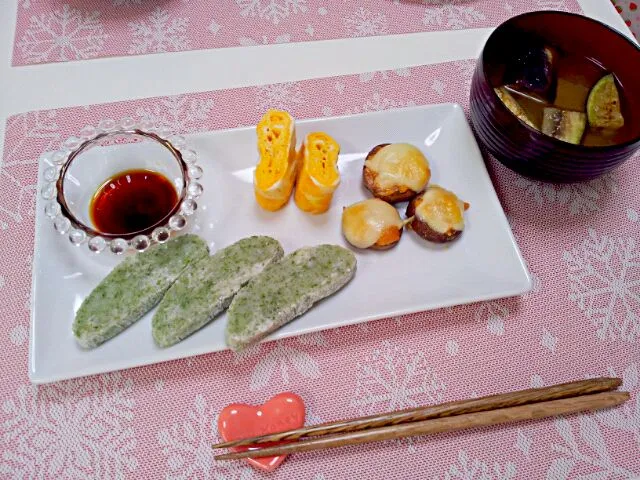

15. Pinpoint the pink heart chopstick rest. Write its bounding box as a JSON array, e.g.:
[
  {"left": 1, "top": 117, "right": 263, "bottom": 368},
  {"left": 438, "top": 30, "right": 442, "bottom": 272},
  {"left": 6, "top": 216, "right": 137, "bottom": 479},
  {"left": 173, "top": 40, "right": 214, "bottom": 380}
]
[{"left": 217, "top": 392, "right": 306, "bottom": 472}]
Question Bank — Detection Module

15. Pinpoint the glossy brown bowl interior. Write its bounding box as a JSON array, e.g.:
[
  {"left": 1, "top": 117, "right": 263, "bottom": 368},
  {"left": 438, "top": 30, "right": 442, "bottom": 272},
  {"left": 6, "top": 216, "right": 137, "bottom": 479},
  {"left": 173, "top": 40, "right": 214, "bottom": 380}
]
[{"left": 470, "top": 11, "right": 640, "bottom": 182}]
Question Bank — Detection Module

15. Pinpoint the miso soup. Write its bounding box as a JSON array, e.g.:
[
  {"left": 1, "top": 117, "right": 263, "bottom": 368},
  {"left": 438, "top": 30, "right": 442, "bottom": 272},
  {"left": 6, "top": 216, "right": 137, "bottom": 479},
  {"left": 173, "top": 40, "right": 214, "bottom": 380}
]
[{"left": 494, "top": 37, "right": 632, "bottom": 147}]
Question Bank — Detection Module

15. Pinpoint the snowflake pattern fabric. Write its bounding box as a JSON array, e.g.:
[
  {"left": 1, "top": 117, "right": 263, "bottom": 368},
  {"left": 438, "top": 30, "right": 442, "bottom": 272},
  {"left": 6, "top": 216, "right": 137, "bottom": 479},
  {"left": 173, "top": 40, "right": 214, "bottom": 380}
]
[
  {"left": 235, "top": 0, "right": 308, "bottom": 25},
  {"left": 157, "top": 395, "right": 253, "bottom": 480},
  {"left": 135, "top": 95, "right": 215, "bottom": 133},
  {"left": 128, "top": 8, "right": 189, "bottom": 54},
  {"left": 513, "top": 175, "right": 619, "bottom": 216},
  {"left": 16, "top": 4, "right": 107, "bottom": 63},
  {"left": 350, "top": 341, "right": 447, "bottom": 414},
  {"left": 11, "top": 0, "right": 584, "bottom": 65},
  {"left": 1, "top": 112, "right": 61, "bottom": 225},
  {"left": 254, "top": 82, "right": 305, "bottom": 112},
  {"left": 547, "top": 362, "right": 640, "bottom": 480},
  {"left": 233, "top": 334, "right": 324, "bottom": 391},
  {"left": 422, "top": 0, "right": 486, "bottom": 30},
  {"left": 344, "top": 7, "right": 388, "bottom": 37},
  {"left": 563, "top": 229, "right": 640, "bottom": 342},
  {"left": 440, "top": 450, "right": 516, "bottom": 480},
  {"left": 3, "top": 24, "right": 640, "bottom": 480},
  {"left": 1, "top": 373, "right": 136, "bottom": 479}
]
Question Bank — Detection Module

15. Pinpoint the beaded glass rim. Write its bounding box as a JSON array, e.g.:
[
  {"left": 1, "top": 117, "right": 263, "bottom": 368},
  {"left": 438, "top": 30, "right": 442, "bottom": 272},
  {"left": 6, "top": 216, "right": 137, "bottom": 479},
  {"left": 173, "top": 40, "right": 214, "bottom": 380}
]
[{"left": 39, "top": 118, "right": 204, "bottom": 255}]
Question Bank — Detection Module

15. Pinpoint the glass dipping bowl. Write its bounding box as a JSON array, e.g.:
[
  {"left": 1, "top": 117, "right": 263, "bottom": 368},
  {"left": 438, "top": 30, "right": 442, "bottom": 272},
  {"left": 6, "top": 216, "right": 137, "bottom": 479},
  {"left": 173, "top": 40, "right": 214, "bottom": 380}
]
[{"left": 40, "top": 119, "right": 204, "bottom": 254}]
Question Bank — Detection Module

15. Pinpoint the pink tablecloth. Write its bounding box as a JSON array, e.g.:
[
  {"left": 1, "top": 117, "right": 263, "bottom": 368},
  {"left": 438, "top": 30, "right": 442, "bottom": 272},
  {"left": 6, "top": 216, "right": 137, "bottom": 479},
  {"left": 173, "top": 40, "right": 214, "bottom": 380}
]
[
  {"left": 1, "top": 56, "right": 639, "bottom": 479},
  {"left": 3, "top": 0, "right": 640, "bottom": 478},
  {"left": 11, "top": 0, "right": 583, "bottom": 65}
]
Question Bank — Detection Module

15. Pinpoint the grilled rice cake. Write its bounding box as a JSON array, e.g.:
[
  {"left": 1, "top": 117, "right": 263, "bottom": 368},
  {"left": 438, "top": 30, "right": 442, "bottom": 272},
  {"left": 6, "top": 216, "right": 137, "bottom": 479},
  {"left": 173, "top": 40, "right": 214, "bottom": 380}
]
[
  {"left": 226, "top": 244, "right": 356, "bottom": 351},
  {"left": 152, "top": 236, "right": 284, "bottom": 348},
  {"left": 73, "top": 234, "right": 209, "bottom": 349}
]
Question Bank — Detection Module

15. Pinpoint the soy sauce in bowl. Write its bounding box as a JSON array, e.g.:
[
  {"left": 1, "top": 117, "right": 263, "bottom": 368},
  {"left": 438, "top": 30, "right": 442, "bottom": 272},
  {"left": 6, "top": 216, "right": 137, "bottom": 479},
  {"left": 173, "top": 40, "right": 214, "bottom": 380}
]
[{"left": 90, "top": 169, "right": 178, "bottom": 236}]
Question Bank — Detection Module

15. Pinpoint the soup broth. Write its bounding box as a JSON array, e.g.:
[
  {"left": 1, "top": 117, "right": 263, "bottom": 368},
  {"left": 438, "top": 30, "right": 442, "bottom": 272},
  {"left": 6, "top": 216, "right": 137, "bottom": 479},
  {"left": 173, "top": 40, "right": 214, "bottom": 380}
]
[{"left": 496, "top": 39, "right": 632, "bottom": 147}]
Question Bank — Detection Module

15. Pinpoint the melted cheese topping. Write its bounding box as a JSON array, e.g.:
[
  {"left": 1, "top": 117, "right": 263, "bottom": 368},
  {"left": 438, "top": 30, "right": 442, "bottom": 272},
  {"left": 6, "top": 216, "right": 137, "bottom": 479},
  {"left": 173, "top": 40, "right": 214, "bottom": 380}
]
[
  {"left": 365, "top": 143, "right": 430, "bottom": 193},
  {"left": 295, "top": 132, "right": 341, "bottom": 214},
  {"left": 415, "top": 185, "right": 466, "bottom": 234},
  {"left": 342, "top": 199, "right": 403, "bottom": 249}
]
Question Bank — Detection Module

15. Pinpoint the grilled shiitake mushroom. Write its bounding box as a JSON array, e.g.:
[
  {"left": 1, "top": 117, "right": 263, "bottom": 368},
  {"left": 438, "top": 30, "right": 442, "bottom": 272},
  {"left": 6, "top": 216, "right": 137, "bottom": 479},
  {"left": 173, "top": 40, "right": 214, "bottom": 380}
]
[
  {"left": 406, "top": 185, "right": 469, "bottom": 243},
  {"left": 342, "top": 198, "right": 403, "bottom": 250},
  {"left": 363, "top": 143, "right": 431, "bottom": 204}
]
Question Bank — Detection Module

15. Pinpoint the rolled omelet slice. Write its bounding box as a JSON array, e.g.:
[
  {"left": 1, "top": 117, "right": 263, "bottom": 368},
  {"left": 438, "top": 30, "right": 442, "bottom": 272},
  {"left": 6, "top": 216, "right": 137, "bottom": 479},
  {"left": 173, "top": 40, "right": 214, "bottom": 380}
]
[
  {"left": 294, "top": 132, "right": 341, "bottom": 214},
  {"left": 254, "top": 110, "right": 299, "bottom": 211}
]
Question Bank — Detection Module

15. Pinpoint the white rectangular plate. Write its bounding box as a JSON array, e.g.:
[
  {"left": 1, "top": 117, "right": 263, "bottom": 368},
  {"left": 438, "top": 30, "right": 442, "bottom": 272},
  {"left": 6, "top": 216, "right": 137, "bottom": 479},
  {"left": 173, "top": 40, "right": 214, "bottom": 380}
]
[{"left": 30, "top": 104, "right": 531, "bottom": 384}]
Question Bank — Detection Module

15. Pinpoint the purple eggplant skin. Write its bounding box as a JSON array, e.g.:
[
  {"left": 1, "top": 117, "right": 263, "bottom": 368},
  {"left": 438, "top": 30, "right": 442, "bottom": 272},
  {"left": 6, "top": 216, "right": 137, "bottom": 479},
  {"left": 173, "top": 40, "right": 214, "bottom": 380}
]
[{"left": 503, "top": 37, "right": 558, "bottom": 102}]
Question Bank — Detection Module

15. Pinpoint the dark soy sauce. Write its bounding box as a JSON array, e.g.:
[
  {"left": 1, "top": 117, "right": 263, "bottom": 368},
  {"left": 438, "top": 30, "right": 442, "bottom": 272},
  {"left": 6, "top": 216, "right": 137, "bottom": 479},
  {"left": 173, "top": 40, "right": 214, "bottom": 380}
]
[{"left": 90, "top": 169, "right": 178, "bottom": 235}]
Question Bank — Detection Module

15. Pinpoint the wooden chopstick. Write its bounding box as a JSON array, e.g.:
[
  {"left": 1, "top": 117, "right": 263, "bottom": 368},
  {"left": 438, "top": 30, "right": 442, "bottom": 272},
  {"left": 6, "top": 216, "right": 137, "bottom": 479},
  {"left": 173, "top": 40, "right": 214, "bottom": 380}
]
[
  {"left": 212, "top": 377, "right": 620, "bottom": 449},
  {"left": 215, "top": 390, "right": 628, "bottom": 461}
]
